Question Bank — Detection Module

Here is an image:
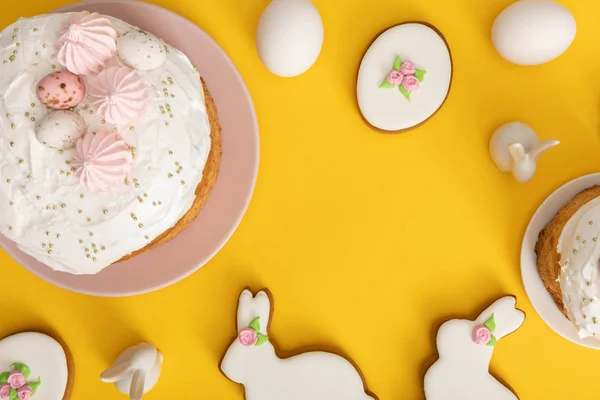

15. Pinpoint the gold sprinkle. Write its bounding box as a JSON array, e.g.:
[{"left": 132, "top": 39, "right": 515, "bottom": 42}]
[
  {"left": 31, "top": 103, "right": 35, "bottom": 108},
  {"left": 36, "top": 195, "right": 41, "bottom": 200},
  {"left": 16, "top": 43, "right": 20, "bottom": 47},
  {"left": 93, "top": 249, "right": 98, "bottom": 254},
  {"left": 30, "top": 117, "right": 35, "bottom": 122},
  {"left": 92, "top": 257, "right": 97, "bottom": 262},
  {"left": 168, "top": 173, "right": 173, "bottom": 178},
  {"left": 14, "top": 28, "right": 18, "bottom": 32},
  {"left": 6, "top": 179, "right": 11, "bottom": 184},
  {"left": 46, "top": 231, "right": 50, "bottom": 236},
  {"left": 80, "top": 194, "right": 84, "bottom": 199},
  {"left": 595, "top": 238, "right": 598, "bottom": 242},
  {"left": 13, "top": 50, "right": 17, "bottom": 55},
  {"left": 18, "top": 159, "right": 23, "bottom": 164},
  {"left": 590, "top": 221, "right": 594, "bottom": 225},
  {"left": 573, "top": 249, "right": 578, "bottom": 254},
  {"left": 8, "top": 226, "right": 13, "bottom": 231},
  {"left": 49, "top": 244, "right": 53, "bottom": 249},
  {"left": 92, "top": 243, "right": 96, "bottom": 248},
  {"left": 26, "top": 175, "right": 31, "bottom": 180},
  {"left": 143, "top": 193, "right": 148, "bottom": 198},
  {"left": 152, "top": 202, "right": 157, "bottom": 206},
  {"left": 588, "top": 282, "right": 593, "bottom": 287},
  {"left": 135, "top": 183, "right": 140, "bottom": 188},
  {"left": 10, "top": 124, "right": 15, "bottom": 129},
  {"left": 103, "top": 210, "right": 108, "bottom": 215},
  {"left": 584, "top": 240, "right": 588, "bottom": 244},
  {"left": 58, "top": 149, "right": 63, "bottom": 154},
  {"left": 66, "top": 172, "right": 71, "bottom": 177},
  {"left": 9, "top": 202, "right": 14, "bottom": 206},
  {"left": 584, "top": 298, "right": 588, "bottom": 303},
  {"left": 165, "top": 122, "right": 169, "bottom": 127},
  {"left": 89, "top": 232, "right": 94, "bottom": 237},
  {"left": 79, "top": 240, "right": 83, "bottom": 244},
  {"left": 129, "top": 126, "right": 134, "bottom": 131},
  {"left": 592, "top": 299, "right": 596, "bottom": 303},
  {"left": 42, "top": 44, "right": 47, "bottom": 48},
  {"left": 584, "top": 314, "right": 588, "bottom": 319},
  {"left": 25, "top": 112, "right": 29, "bottom": 117},
  {"left": 175, "top": 161, "right": 180, "bottom": 166},
  {"left": 2, "top": 61, "right": 6, "bottom": 65},
  {"left": 101, "top": 119, "right": 106, "bottom": 124},
  {"left": 56, "top": 234, "right": 61, "bottom": 239},
  {"left": 51, "top": 65, "right": 56, "bottom": 69},
  {"left": 101, "top": 246, "right": 105, "bottom": 251},
  {"left": 85, "top": 248, "right": 89, "bottom": 253},
  {"left": 169, "top": 151, "right": 173, "bottom": 156},
  {"left": 158, "top": 201, "right": 162, "bottom": 205},
  {"left": 125, "top": 178, "right": 130, "bottom": 185},
  {"left": 181, "top": 180, "right": 185, "bottom": 185},
  {"left": 138, "top": 223, "right": 144, "bottom": 228},
  {"left": 61, "top": 204, "right": 66, "bottom": 209},
  {"left": 145, "top": 235, "right": 149, "bottom": 240},
  {"left": 65, "top": 160, "right": 71, "bottom": 165},
  {"left": 78, "top": 210, "right": 83, "bottom": 214},
  {"left": 170, "top": 94, "right": 175, "bottom": 98},
  {"left": 42, "top": 244, "right": 46, "bottom": 248},
  {"left": 9, "top": 56, "right": 16, "bottom": 62},
  {"left": 194, "top": 65, "right": 198, "bottom": 71},
  {"left": 595, "top": 318, "right": 598, "bottom": 324},
  {"left": 86, "top": 254, "right": 91, "bottom": 259},
  {"left": 11, "top": 35, "right": 16, "bottom": 40},
  {"left": 9, "top": 141, "right": 14, "bottom": 147},
  {"left": 33, "top": 28, "right": 38, "bottom": 32},
  {"left": 89, "top": 110, "right": 94, "bottom": 115},
  {"left": 47, "top": 250, "right": 52, "bottom": 254},
  {"left": 87, "top": 218, "right": 91, "bottom": 223},
  {"left": 60, "top": 170, "right": 65, "bottom": 175}
]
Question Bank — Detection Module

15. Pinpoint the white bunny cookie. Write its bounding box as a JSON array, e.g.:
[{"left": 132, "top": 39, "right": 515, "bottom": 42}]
[
  {"left": 221, "top": 289, "right": 377, "bottom": 400},
  {"left": 100, "top": 343, "right": 163, "bottom": 400},
  {"left": 424, "top": 296, "right": 525, "bottom": 400}
]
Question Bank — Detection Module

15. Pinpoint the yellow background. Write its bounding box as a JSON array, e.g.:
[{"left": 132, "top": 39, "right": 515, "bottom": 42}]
[{"left": 1, "top": 0, "right": 597, "bottom": 398}]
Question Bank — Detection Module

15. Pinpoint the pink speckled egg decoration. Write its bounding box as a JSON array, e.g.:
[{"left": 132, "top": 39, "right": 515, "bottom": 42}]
[{"left": 36, "top": 71, "right": 86, "bottom": 110}]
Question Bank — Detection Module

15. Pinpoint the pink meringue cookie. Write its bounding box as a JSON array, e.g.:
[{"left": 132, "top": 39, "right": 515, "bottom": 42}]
[
  {"left": 87, "top": 66, "right": 150, "bottom": 125},
  {"left": 72, "top": 130, "right": 133, "bottom": 193},
  {"left": 55, "top": 11, "right": 117, "bottom": 76}
]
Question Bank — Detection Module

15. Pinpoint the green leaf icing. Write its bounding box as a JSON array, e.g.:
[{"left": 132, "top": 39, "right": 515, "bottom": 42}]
[
  {"left": 379, "top": 80, "right": 394, "bottom": 89},
  {"left": 255, "top": 333, "right": 269, "bottom": 346},
  {"left": 399, "top": 85, "right": 411, "bottom": 101},
  {"left": 487, "top": 335, "right": 497, "bottom": 347},
  {"left": 414, "top": 69, "right": 426, "bottom": 82},
  {"left": 392, "top": 56, "right": 402, "bottom": 71},
  {"left": 248, "top": 317, "right": 261, "bottom": 332},
  {"left": 11, "top": 363, "right": 30, "bottom": 379},
  {"left": 0, "top": 372, "right": 9, "bottom": 383},
  {"left": 483, "top": 314, "right": 496, "bottom": 332},
  {"left": 29, "top": 378, "right": 41, "bottom": 392},
  {"left": 9, "top": 388, "right": 16, "bottom": 400}
]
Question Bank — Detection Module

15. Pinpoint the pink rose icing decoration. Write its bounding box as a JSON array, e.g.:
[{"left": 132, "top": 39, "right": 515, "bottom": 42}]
[
  {"left": 402, "top": 75, "right": 420, "bottom": 92},
  {"left": 472, "top": 325, "right": 492, "bottom": 345},
  {"left": 88, "top": 66, "right": 150, "bottom": 126},
  {"left": 72, "top": 130, "right": 133, "bottom": 193},
  {"left": 0, "top": 384, "right": 10, "bottom": 398},
  {"left": 56, "top": 11, "right": 118, "bottom": 76},
  {"left": 386, "top": 71, "right": 404, "bottom": 86},
  {"left": 16, "top": 386, "right": 33, "bottom": 400},
  {"left": 239, "top": 328, "right": 258, "bottom": 346},
  {"left": 7, "top": 371, "right": 26, "bottom": 389},
  {"left": 399, "top": 61, "right": 416, "bottom": 75}
]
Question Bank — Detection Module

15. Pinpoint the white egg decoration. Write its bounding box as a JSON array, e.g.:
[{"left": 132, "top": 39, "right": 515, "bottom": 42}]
[
  {"left": 117, "top": 29, "right": 167, "bottom": 71},
  {"left": 36, "top": 110, "right": 85, "bottom": 150},
  {"left": 256, "top": 0, "right": 324, "bottom": 77},
  {"left": 492, "top": 0, "right": 576, "bottom": 66}
]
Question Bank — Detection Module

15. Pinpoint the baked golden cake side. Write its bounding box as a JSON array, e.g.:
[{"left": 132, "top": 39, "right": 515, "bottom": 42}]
[{"left": 535, "top": 185, "right": 600, "bottom": 317}]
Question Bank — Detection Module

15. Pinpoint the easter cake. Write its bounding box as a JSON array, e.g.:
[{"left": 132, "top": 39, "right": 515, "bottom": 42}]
[
  {"left": 0, "top": 11, "right": 221, "bottom": 274},
  {"left": 535, "top": 186, "right": 600, "bottom": 339}
]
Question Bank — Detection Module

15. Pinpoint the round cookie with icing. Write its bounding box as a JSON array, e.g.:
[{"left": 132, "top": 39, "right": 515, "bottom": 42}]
[
  {"left": 357, "top": 23, "right": 452, "bottom": 133},
  {"left": 424, "top": 296, "right": 525, "bottom": 400},
  {"left": 220, "top": 289, "right": 377, "bottom": 400},
  {"left": 0, "top": 332, "right": 70, "bottom": 400}
]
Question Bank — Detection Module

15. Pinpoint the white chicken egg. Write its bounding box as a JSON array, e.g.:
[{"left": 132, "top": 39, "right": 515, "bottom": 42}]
[
  {"left": 36, "top": 110, "right": 85, "bottom": 150},
  {"left": 492, "top": 0, "right": 576, "bottom": 66},
  {"left": 256, "top": 0, "right": 324, "bottom": 77},
  {"left": 117, "top": 29, "right": 167, "bottom": 71}
]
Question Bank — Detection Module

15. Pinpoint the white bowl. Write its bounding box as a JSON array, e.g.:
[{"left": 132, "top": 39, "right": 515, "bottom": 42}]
[{"left": 521, "top": 173, "right": 600, "bottom": 349}]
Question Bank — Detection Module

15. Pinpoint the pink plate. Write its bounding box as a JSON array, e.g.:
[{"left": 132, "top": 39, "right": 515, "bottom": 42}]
[{"left": 0, "top": 0, "right": 259, "bottom": 296}]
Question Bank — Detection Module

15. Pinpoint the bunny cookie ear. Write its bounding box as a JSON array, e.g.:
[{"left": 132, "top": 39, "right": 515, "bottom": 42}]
[
  {"left": 475, "top": 296, "right": 524, "bottom": 341},
  {"left": 100, "top": 362, "right": 133, "bottom": 383},
  {"left": 236, "top": 290, "right": 271, "bottom": 334}
]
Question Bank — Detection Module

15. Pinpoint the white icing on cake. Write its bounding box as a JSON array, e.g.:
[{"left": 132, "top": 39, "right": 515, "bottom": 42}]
[
  {"left": 0, "top": 13, "right": 211, "bottom": 274},
  {"left": 357, "top": 23, "right": 452, "bottom": 131},
  {"left": 0, "top": 332, "right": 68, "bottom": 400},
  {"left": 557, "top": 195, "right": 600, "bottom": 338},
  {"left": 221, "top": 290, "right": 375, "bottom": 400}
]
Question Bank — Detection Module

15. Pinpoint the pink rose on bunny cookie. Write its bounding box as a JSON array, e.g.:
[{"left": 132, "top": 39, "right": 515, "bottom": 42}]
[
  {"left": 379, "top": 56, "right": 426, "bottom": 101},
  {"left": 472, "top": 326, "right": 492, "bottom": 345}
]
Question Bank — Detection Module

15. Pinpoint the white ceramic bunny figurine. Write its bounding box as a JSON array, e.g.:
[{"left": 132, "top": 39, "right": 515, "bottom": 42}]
[
  {"left": 221, "top": 289, "right": 376, "bottom": 400},
  {"left": 100, "top": 342, "right": 163, "bottom": 400},
  {"left": 424, "top": 296, "right": 525, "bottom": 400},
  {"left": 490, "top": 122, "right": 559, "bottom": 183}
]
